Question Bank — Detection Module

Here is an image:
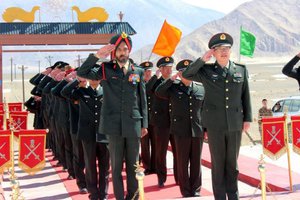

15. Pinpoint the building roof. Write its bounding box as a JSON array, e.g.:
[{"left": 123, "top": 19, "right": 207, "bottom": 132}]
[{"left": 0, "top": 22, "right": 136, "bottom": 35}]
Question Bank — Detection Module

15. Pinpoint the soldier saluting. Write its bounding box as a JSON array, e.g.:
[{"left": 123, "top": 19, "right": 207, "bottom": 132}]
[
  {"left": 77, "top": 32, "right": 148, "bottom": 200},
  {"left": 155, "top": 59, "right": 205, "bottom": 197},
  {"left": 182, "top": 33, "right": 252, "bottom": 200}
]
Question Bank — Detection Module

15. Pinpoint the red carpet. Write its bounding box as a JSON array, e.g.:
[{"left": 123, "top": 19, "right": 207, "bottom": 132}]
[{"left": 47, "top": 151, "right": 212, "bottom": 199}]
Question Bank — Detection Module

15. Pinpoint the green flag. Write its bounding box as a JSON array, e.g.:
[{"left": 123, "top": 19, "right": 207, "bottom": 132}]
[{"left": 240, "top": 29, "right": 256, "bottom": 57}]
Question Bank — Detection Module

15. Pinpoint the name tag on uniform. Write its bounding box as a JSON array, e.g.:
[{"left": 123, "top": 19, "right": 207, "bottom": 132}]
[
  {"left": 129, "top": 74, "right": 140, "bottom": 84},
  {"left": 177, "top": 92, "right": 183, "bottom": 95},
  {"left": 83, "top": 95, "right": 90, "bottom": 98}
]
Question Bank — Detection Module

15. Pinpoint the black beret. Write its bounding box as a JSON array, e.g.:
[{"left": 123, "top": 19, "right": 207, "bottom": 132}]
[
  {"left": 208, "top": 32, "right": 233, "bottom": 49},
  {"left": 140, "top": 61, "right": 153, "bottom": 70},
  {"left": 156, "top": 56, "right": 174, "bottom": 68},
  {"left": 110, "top": 32, "right": 132, "bottom": 51},
  {"left": 176, "top": 59, "right": 193, "bottom": 71}
]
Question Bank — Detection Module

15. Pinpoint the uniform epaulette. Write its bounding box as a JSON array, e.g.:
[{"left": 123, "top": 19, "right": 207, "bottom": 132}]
[
  {"left": 233, "top": 62, "right": 246, "bottom": 68},
  {"left": 194, "top": 82, "right": 203, "bottom": 86}
]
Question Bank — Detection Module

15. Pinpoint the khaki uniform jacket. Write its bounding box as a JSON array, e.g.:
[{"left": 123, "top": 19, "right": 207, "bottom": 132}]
[
  {"left": 77, "top": 54, "right": 148, "bottom": 138},
  {"left": 182, "top": 58, "right": 252, "bottom": 131}
]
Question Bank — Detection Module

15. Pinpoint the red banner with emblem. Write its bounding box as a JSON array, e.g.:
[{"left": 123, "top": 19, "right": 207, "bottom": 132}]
[
  {"left": 291, "top": 116, "right": 300, "bottom": 155},
  {"left": 0, "top": 111, "right": 5, "bottom": 130},
  {"left": 17, "top": 130, "right": 47, "bottom": 175},
  {"left": 0, "top": 130, "right": 12, "bottom": 173},
  {"left": 8, "top": 102, "right": 22, "bottom": 112},
  {"left": 0, "top": 103, "right": 4, "bottom": 112},
  {"left": 261, "top": 116, "right": 286, "bottom": 160},
  {"left": 7, "top": 111, "right": 28, "bottom": 131}
]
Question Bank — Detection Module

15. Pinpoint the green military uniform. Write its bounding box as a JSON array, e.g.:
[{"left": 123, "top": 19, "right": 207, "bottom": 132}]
[
  {"left": 77, "top": 41, "right": 148, "bottom": 200},
  {"left": 258, "top": 107, "right": 272, "bottom": 136},
  {"left": 155, "top": 72, "right": 205, "bottom": 197},
  {"left": 146, "top": 56, "right": 178, "bottom": 187},
  {"left": 182, "top": 57, "right": 252, "bottom": 200},
  {"left": 139, "top": 61, "right": 156, "bottom": 175}
]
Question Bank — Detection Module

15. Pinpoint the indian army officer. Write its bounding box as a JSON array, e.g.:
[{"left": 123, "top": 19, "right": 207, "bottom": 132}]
[
  {"left": 182, "top": 33, "right": 252, "bottom": 200},
  {"left": 51, "top": 68, "right": 76, "bottom": 180},
  {"left": 77, "top": 33, "right": 148, "bottom": 200},
  {"left": 139, "top": 61, "right": 156, "bottom": 175},
  {"left": 156, "top": 59, "right": 205, "bottom": 198},
  {"left": 146, "top": 56, "right": 177, "bottom": 187},
  {"left": 37, "top": 62, "right": 68, "bottom": 169},
  {"left": 61, "top": 73, "right": 109, "bottom": 200},
  {"left": 60, "top": 71, "right": 88, "bottom": 194}
]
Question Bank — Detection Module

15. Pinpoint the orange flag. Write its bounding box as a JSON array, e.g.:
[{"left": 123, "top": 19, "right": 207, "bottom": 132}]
[{"left": 152, "top": 20, "right": 182, "bottom": 57}]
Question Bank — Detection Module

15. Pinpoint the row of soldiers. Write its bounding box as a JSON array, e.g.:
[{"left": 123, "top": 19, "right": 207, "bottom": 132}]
[
  {"left": 26, "top": 53, "right": 205, "bottom": 199},
  {"left": 25, "top": 32, "right": 252, "bottom": 200}
]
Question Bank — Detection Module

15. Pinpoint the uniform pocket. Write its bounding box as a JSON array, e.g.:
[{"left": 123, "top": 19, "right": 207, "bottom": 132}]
[{"left": 131, "top": 109, "right": 143, "bottom": 119}]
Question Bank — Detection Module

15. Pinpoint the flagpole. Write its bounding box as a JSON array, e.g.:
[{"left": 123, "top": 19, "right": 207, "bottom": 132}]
[
  {"left": 238, "top": 25, "right": 242, "bottom": 63},
  {"left": 284, "top": 113, "right": 293, "bottom": 192},
  {"left": 147, "top": 52, "right": 153, "bottom": 62}
]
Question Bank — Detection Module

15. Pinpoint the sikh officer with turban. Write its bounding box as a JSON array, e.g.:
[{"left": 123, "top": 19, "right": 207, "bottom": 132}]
[{"left": 77, "top": 32, "right": 148, "bottom": 200}]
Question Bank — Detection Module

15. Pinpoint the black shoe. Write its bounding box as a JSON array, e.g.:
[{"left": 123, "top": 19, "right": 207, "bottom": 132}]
[
  {"left": 67, "top": 175, "right": 74, "bottom": 180},
  {"left": 88, "top": 194, "right": 99, "bottom": 200},
  {"left": 158, "top": 180, "right": 164, "bottom": 188},
  {"left": 193, "top": 192, "right": 200, "bottom": 197},
  {"left": 79, "top": 187, "right": 88, "bottom": 194}
]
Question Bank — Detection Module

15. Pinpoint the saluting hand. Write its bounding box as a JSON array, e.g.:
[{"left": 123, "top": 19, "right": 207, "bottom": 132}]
[
  {"left": 49, "top": 68, "right": 61, "bottom": 78},
  {"left": 297, "top": 52, "right": 300, "bottom": 58},
  {"left": 202, "top": 49, "right": 214, "bottom": 62},
  {"left": 96, "top": 44, "right": 115, "bottom": 59},
  {"left": 171, "top": 73, "right": 178, "bottom": 81},
  {"left": 55, "top": 71, "right": 66, "bottom": 81},
  {"left": 155, "top": 69, "right": 161, "bottom": 78},
  {"left": 65, "top": 71, "right": 77, "bottom": 82},
  {"left": 41, "top": 67, "right": 52, "bottom": 75},
  {"left": 141, "top": 128, "right": 148, "bottom": 138}
]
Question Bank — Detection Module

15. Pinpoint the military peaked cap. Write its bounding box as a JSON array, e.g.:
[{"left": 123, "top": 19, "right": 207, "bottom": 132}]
[
  {"left": 140, "top": 61, "right": 153, "bottom": 70},
  {"left": 176, "top": 59, "right": 192, "bottom": 71},
  {"left": 156, "top": 56, "right": 174, "bottom": 68},
  {"left": 208, "top": 32, "right": 233, "bottom": 49}
]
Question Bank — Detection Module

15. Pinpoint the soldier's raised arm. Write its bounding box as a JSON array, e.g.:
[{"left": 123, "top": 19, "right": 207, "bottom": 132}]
[
  {"left": 182, "top": 49, "right": 213, "bottom": 82},
  {"left": 282, "top": 52, "right": 300, "bottom": 79},
  {"left": 77, "top": 44, "right": 115, "bottom": 80}
]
